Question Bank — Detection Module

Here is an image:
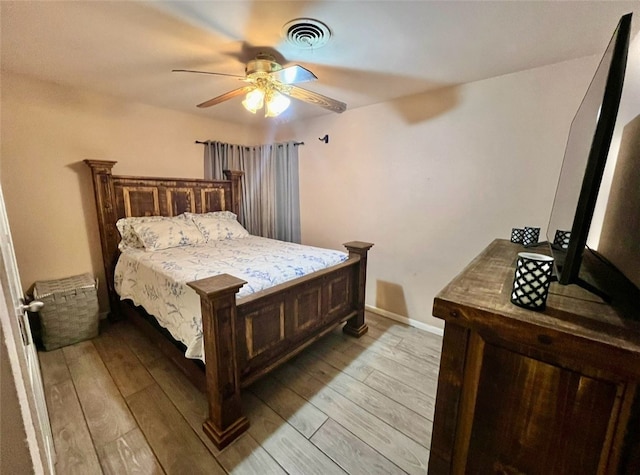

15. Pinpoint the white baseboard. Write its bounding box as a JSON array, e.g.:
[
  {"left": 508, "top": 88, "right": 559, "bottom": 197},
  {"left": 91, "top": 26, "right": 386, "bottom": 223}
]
[{"left": 365, "top": 305, "right": 444, "bottom": 337}]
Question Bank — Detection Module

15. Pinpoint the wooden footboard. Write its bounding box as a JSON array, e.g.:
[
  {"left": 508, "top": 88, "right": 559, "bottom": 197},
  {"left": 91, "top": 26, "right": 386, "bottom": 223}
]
[{"left": 188, "top": 241, "right": 373, "bottom": 448}]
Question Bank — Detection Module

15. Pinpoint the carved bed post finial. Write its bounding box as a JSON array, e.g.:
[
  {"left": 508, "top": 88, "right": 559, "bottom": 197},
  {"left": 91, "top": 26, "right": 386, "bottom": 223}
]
[
  {"left": 84, "top": 160, "right": 120, "bottom": 314},
  {"left": 343, "top": 241, "right": 374, "bottom": 337},
  {"left": 187, "top": 274, "right": 250, "bottom": 449}
]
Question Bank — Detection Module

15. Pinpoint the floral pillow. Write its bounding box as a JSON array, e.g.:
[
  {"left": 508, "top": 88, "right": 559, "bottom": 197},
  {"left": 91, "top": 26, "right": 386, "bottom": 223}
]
[
  {"left": 130, "top": 216, "right": 205, "bottom": 251},
  {"left": 190, "top": 213, "right": 249, "bottom": 241},
  {"left": 185, "top": 210, "right": 238, "bottom": 221},
  {"left": 116, "top": 215, "right": 168, "bottom": 251}
]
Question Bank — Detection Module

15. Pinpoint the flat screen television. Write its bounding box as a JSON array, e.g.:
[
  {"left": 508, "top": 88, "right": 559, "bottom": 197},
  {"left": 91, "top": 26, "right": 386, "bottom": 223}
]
[{"left": 546, "top": 12, "right": 632, "bottom": 299}]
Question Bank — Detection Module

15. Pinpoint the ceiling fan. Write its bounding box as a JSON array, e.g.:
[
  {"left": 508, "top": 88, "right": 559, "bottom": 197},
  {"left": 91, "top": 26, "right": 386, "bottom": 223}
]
[{"left": 173, "top": 53, "right": 347, "bottom": 117}]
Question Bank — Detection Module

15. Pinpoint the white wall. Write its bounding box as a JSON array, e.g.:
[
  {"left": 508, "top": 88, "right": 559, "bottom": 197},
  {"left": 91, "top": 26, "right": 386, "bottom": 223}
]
[
  {"left": 271, "top": 56, "right": 600, "bottom": 329},
  {"left": 1, "top": 55, "right": 604, "bottom": 329},
  {"left": 0, "top": 72, "right": 253, "bottom": 309}
]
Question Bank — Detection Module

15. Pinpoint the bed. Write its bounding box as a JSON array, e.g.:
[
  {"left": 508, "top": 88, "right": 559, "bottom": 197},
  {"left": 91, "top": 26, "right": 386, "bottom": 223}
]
[{"left": 84, "top": 160, "right": 373, "bottom": 449}]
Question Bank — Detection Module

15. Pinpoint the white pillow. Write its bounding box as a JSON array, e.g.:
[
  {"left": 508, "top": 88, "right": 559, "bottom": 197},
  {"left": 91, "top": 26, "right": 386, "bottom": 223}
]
[
  {"left": 190, "top": 213, "right": 249, "bottom": 241},
  {"left": 185, "top": 210, "right": 238, "bottom": 221},
  {"left": 116, "top": 215, "right": 167, "bottom": 250},
  {"left": 131, "top": 216, "right": 205, "bottom": 251}
]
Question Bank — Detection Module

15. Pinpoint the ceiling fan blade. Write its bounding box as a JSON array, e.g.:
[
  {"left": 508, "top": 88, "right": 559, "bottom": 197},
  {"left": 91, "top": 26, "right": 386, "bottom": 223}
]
[
  {"left": 197, "top": 86, "right": 255, "bottom": 108},
  {"left": 270, "top": 65, "right": 317, "bottom": 84},
  {"left": 172, "top": 69, "right": 245, "bottom": 79},
  {"left": 285, "top": 86, "right": 346, "bottom": 113}
]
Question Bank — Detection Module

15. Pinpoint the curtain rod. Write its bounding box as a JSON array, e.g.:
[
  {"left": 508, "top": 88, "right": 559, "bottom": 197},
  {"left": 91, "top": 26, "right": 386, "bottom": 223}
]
[{"left": 195, "top": 140, "right": 304, "bottom": 146}]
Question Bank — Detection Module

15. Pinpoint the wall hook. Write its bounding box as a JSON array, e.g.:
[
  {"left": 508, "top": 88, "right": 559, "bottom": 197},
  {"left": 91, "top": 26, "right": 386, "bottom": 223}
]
[{"left": 319, "top": 134, "right": 329, "bottom": 144}]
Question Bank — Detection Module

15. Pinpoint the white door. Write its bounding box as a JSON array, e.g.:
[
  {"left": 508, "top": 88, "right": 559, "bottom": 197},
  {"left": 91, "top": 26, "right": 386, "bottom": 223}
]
[{"left": 0, "top": 185, "right": 55, "bottom": 473}]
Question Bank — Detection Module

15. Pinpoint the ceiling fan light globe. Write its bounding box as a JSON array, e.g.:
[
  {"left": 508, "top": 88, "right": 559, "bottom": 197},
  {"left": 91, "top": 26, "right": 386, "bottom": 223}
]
[
  {"left": 265, "top": 92, "right": 291, "bottom": 117},
  {"left": 242, "top": 88, "right": 265, "bottom": 114}
]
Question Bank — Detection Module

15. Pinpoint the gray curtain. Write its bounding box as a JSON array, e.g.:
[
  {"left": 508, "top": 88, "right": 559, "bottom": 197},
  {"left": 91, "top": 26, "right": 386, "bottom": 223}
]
[{"left": 203, "top": 141, "right": 301, "bottom": 243}]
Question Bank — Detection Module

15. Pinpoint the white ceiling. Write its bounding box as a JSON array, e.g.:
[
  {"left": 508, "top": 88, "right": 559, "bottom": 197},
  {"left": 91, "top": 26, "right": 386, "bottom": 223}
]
[{"left": 1, "top": 1, "right": 638, "bottom": 126}]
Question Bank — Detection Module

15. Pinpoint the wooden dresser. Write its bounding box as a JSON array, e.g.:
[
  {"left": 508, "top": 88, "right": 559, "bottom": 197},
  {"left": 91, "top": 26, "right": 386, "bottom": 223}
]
[{"left": 428, "top": 239, "right": 640, "bottom": 474}]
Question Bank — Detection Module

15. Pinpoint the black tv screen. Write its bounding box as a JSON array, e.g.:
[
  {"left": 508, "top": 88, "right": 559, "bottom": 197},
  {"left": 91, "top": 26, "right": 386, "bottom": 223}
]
[{"left": 547, "top": 13, "right": 631, "bottom": 292}]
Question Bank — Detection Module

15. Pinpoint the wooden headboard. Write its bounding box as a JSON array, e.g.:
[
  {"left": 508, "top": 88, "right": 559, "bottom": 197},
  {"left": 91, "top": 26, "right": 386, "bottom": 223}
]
[{"left": 84, "top": 160, "right": 243, "bottom": 311}]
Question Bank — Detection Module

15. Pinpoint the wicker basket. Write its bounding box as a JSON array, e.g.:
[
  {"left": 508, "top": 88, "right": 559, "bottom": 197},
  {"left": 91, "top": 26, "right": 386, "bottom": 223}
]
[{"left": 34, "top": 273, "right": 99, "bottom": 351}]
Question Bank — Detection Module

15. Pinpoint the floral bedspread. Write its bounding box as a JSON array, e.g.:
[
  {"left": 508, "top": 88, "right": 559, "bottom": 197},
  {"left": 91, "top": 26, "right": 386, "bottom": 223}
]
[{"left": 114, "top": 236, "right": 348, "bottom": 360}]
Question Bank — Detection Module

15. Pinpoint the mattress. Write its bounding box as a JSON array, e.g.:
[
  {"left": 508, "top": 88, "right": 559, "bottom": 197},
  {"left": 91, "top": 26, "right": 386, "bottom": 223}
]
[{"left": 114, "top": 236, "right": 348, "bottom": 360}]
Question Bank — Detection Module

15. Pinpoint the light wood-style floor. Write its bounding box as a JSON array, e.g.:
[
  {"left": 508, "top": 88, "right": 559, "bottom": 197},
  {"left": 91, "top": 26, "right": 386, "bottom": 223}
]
[{"left": 39, "top": 311, "right": 443, "bottom": 474}]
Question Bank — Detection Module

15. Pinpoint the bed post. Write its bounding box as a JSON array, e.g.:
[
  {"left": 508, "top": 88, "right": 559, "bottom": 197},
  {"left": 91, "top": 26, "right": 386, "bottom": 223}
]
[
  {"left": 84, "top": 160, "right": 120, "bottom": 314},
  {"left": 223, "top": 170, "right": 244, "bottom": 217},
  {"left": 187, "top": 274, "right": 250, "bottom": 449},
  {"left": 343, "top": 241, "right": 374, "bottom": 337}
]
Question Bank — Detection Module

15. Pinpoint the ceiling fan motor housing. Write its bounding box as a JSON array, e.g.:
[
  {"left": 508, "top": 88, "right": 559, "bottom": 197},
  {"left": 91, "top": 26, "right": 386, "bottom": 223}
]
[{"left": 246, "top": 53, "right": 282, "bottom": 77}]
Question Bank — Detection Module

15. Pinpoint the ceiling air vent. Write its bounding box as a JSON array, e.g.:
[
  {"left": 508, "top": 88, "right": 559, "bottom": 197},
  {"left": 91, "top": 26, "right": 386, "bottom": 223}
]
[{"left": 282, "top": 18, "right": 331, "bottom": 49}]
